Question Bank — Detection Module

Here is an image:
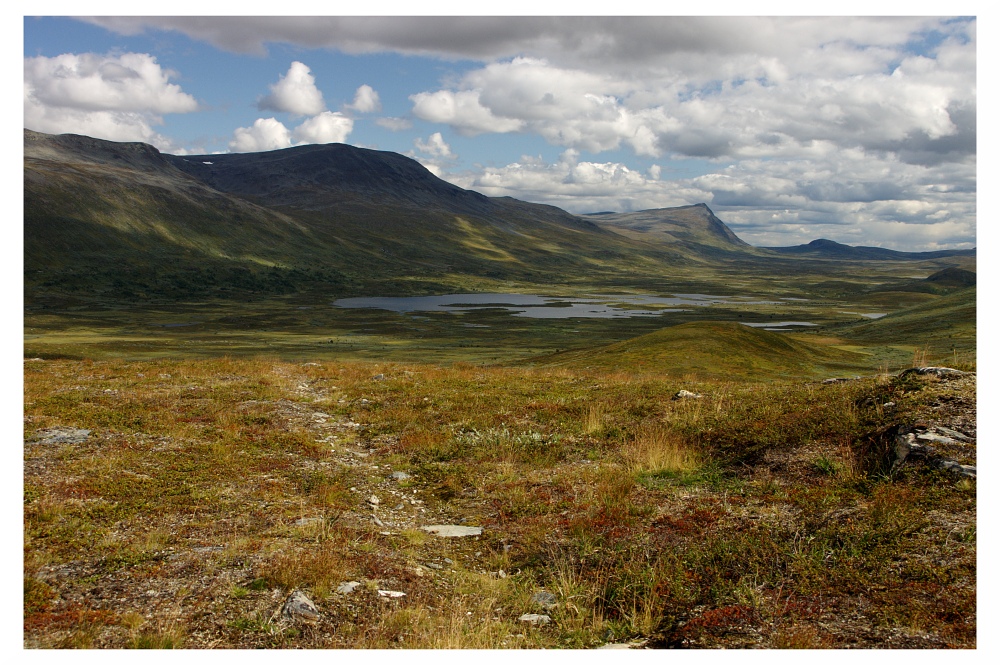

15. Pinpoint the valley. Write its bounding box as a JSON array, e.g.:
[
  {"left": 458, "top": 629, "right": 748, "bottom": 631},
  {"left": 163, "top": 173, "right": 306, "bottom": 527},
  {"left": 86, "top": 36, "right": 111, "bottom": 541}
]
[{"left": 22, "top": 130, "right": 976, "bottom": 649}]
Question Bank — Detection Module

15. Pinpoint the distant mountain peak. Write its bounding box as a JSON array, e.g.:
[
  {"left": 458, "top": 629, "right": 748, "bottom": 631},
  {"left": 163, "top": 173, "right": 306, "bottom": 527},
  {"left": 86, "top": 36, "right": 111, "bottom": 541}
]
[
  {"left": 766, "top": 237, "right": 975, "bottom": 260},
  {"left": 583, "top": 202, "right": 749, "bottom": 252}
]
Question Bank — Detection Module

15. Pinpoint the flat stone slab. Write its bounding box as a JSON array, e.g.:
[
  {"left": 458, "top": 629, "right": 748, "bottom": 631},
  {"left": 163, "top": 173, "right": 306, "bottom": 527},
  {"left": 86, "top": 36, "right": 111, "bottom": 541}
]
[
  {"left": 27, "top": 427, "right": 91, "bottom": 445},
  {"left": 336, "top": 581, "right": 361, "bottom": 594},
  {"left": 598, "top": 640, "right": 648, "bottom": 649},
  {"left": 518, "top": 613, "right": 551, "bottom": 626},
  {"left": 378, "top": 589, "right": 406, "bottom": 598},
  {"left": 419, "top": 524, "right": 483, "bottom": 537}
]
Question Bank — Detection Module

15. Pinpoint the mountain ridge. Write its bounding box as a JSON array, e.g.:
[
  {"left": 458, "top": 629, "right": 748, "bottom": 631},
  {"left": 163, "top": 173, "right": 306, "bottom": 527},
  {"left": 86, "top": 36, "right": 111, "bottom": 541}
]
[{"left": 764, "top": 237, "right": 975, "bottom": 260}]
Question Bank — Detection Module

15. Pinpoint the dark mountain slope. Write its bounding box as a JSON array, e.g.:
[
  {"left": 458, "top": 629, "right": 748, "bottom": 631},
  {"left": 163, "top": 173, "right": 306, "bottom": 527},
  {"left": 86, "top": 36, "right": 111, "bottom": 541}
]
[
  {"left": 24, "top": 130, "right": 324, "bottom": 272},
  {"left": 165, "top": 144, "right": 601, "bottom": 234},
  {"left": 764, "top": 238, "right": 975, "bottom": 261},
  {"left": 24, "top": 130, "right": 685, "bottom": 300}
]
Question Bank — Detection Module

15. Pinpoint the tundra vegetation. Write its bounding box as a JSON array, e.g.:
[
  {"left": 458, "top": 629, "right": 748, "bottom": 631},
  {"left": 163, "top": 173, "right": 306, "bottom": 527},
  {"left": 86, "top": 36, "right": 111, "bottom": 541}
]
[
  {"left": 23, "top": 130, "right": 975, "bottom": 648},
  {"left": 24, "top": 353, "right": 975, "bottom": 648}
]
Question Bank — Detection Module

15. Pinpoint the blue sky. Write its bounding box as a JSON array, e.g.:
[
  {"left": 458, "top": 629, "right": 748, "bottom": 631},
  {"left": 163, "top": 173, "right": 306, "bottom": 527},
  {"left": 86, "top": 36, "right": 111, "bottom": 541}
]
[{"left": 23, "top": 13, "right": 978, "bottom": 250}]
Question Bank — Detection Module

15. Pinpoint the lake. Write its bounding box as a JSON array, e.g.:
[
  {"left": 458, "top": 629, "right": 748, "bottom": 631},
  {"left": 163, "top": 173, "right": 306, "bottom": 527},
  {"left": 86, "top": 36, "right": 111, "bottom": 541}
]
[{"left": 332, "top": 292, "right": 782, "bottom": 320}]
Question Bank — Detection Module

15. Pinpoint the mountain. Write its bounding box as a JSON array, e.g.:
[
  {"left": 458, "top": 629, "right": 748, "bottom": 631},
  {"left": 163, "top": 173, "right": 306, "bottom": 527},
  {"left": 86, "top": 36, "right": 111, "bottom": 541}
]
[
  {"left": 584, "top": 203, "right": 750, "bottom": 254},
  {"left": 925, "top": 266, "right": 976, "bottom": 288},
  {"left": 764, "top": 238, "right": 975, "bottom": 261},
  {"left": 24, "top": 130, "right": 687, "bottom": 299}
]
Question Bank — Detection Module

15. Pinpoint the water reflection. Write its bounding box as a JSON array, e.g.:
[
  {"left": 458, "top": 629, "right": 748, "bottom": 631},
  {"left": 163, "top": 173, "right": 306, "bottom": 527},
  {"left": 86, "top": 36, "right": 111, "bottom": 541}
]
[{"left": 333, "top": 292, "right": 782, "bottom": 320}]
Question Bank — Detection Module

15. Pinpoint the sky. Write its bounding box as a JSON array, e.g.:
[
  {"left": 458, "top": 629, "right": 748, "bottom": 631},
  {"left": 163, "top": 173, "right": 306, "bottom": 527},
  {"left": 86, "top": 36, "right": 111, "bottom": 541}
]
[{"left": 21, "top": 11, "right": 980, "bottom": 251}]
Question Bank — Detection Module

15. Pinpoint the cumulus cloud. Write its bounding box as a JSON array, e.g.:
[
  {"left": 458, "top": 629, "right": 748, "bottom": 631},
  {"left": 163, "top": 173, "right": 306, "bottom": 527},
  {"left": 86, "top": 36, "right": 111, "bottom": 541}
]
[
  {"left": 411, "top": 90, "right": 523, "bottom": 136},
  {"left": 258, "top": 61, "right": 325, "bottom": 116},
  {"left": 23, "top": 52, "right": 197, "bottom": 150},
  {"left": 451, "top": 148, "right": 975, "bottom": 251},
  {"left": 407, "top": 44, "right": 975, "bottom": 167},
  {"left": 347, "top": 84, "right": 381, "bottom": 113},
  {"left": 292, "top": 111, "right": 353, "bottom": 144},
  {"left": 229, "top": 117, "right": 292, "bottom": 152},
  {"left": 414, "top": 132, "right": 454, "bottom": 159},
  {"left": 69, "top": 17, "right": 976, "bottom": 250}
]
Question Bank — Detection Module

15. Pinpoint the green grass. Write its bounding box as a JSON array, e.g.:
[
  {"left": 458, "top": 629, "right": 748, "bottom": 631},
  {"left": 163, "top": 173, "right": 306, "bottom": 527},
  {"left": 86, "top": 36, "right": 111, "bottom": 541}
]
[
  {"left": 833, "top": 286, "right": 976, "bottom": 364},
  {"left": 529, "top": 320, "right": 876, "bottom": 380},
  {"left": 24, "top": 357, "right": 976, "bottom": 648}
]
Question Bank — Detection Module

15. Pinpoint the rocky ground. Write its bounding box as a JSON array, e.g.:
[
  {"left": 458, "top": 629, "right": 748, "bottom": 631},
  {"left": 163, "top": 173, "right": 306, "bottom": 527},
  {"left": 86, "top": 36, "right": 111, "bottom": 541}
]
[{"left": 23, "top": 359, "right": 976, "bottom": 648}]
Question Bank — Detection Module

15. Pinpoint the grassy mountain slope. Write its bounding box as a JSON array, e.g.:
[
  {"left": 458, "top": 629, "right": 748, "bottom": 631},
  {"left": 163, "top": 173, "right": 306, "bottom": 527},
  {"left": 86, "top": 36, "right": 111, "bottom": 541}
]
[
  {"left": 585, "top": 203, "right": 751, "bottom": 255},
  {"left": 25, "top": 130, "right": 691, "bottom": 299},
  {"left": 527, "top": 321, "right": 873, "bottom": 380},
  {"left": 833, "top": 286, "right": 976, "bottom": 361}
]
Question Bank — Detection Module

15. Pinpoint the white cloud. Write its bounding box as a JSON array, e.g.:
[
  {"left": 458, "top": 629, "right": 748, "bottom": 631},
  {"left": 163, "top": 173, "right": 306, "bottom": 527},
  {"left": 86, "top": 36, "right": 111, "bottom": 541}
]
[
  {"left": 23, "top": 52, "right": 197, "bottom": 150},
  {"left": 347, "top": 84, "right": 381, "bottom": 113},
  {"left": 58, "top": 17, "right": 978, "bottom": 250},
  {"left": 410, "top": 90, "right": 523, "bottom": 136},
  {"left": 451, "top": 147, "right": 975, "bottom": 251},
  {"left": 414, "top": 132, "right": 454, "bottom": 159},
  {"left": 376, "top": 117, "right": 413, "bottom": 131},
  {"left": 229, "top": 117, "right": 292, "bottom": 152},
  {"left": 258, "top": 61, "right": 325, "bottom": 116},
  {"left": 407, "top": 45, "right": 975, "bottom": 167},
  {"left": 293, "top": 111, "right": 353, "bottom": 144}
]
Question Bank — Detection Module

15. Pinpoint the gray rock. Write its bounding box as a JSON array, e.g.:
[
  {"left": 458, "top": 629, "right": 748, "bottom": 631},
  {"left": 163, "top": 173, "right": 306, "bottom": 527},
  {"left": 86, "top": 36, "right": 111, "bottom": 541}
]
[
  {"left": 531, "top": 591, "right": 558, "bottom": 610},
  {"left": 420, "top": 524, "right": 483, "bottom": 537},
  {"left": 935, "top": 459, "right": 977, "bottom": 478},
  {"left": 390, "top": 471, "right": 412, "bottom": 482},
  {"left": 336, "top": 581, "right": 361, "bottom": 594},
  {"left": 894, "top": 427, "right": 976, "bottom": 479},
  {"left": 518, "top": 613, "right": 551, "bottom": 626},
  {"left": 372, "top": 374, "right": 386, "bottom": 381},
  {"left": 28, "top": 427, "right": 91, "bottom": 445},
  {"left": 673, "top": 390, "right": 702, "bottom": 400},
  {"left": 900, "top": 367, "right": 968, "bottom": 379},
  {"left": 282, "top": 590, "right": 320, "bottom": 623},
  {"left": 377, "top": 589, "right": 406, "bottom": 598},
  {"left": 294, "top": 517, "right": 323, "bottom": 527},
  {"left": 933, "top": 426, "right": 971, "bottom": 442},
  {"left": 917, "top": 432, "right": 957, "bottom": 445},
  {"left": 598, "top": 640, "right": 648, "bottom": 649}
]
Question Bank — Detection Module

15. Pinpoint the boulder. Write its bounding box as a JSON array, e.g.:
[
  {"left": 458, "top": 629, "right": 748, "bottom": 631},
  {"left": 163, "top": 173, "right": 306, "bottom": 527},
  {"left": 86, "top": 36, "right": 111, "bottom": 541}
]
[{"left": 282, "top": 590, "right": 320, "bottom": 623}]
